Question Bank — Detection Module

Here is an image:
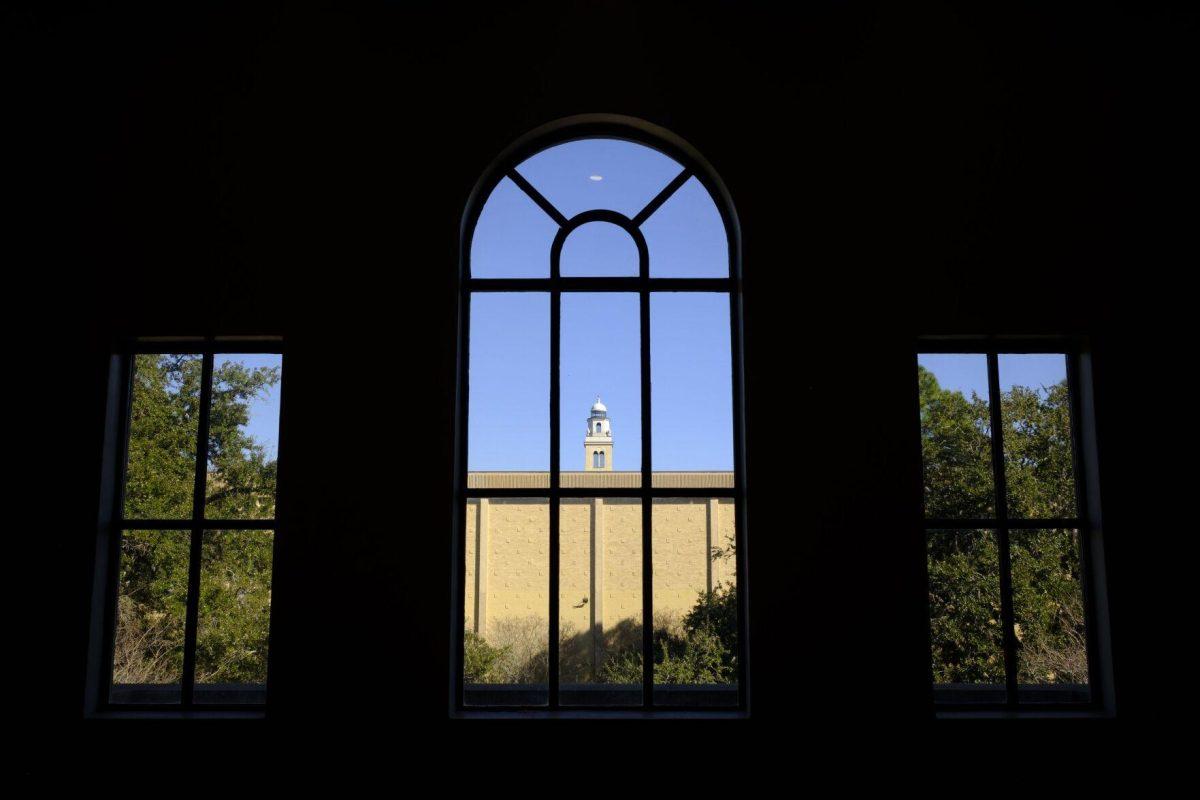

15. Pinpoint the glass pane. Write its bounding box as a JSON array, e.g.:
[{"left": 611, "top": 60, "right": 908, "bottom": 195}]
[
  {"left": 468, "top": 293, "right": 549, "bottom": 472},
  {"left": 917, "top": 354, "right": 995, "bottom": 518},
  {"left": 650, "top": 293, "right": 733, "bottom": 488},
  {"left": 124, "top": 354, "right": 202, "bottom": 519},
  {"left": 998, "top": 354, "right": 1077, "bottom": 518},
  {"left": 111, "top": 530, "right": 189, "bottom": 703},
  {"left": 464, "top": 498, "right": 550, "bottom": 706},
  {"left": 561, "top": 293, "right": 640, "bottom": 483},
  {"left": 559, "top": 498, "right": 643, "bottom": 707},
  {"left": 652, "top": 498, "right": 738, "bottom": 707},
  {"left": 927, "top": 530, "right": 1006, "bottom": 704},
  {"left": 1012, "top": 529, "right": 1090, "bottom": 703},
  {"left": 643, "top": 176, "right": 728, "bottom": 277},
  {"left": 559, "top": 221, "right": 639, "bottom": 277},
  {"left": 194, "top": 530, "right": 273, "bottom": 704},
  {"left": 205, "top": 354, "right": 282, "bottom": 520},
  {"left": 471, "top": 176, "right": 557, "bottom": 278},
  {"left": 515, "top": 138, "right": 683, "bottom": 220}
]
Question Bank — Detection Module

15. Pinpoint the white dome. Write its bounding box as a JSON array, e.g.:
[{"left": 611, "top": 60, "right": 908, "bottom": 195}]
[{"left": 591, "top": 397, "right": 607, "bottom": 414}]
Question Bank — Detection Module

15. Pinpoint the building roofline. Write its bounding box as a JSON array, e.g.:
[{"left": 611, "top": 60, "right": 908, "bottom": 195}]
[{"left": 466, "top": 471, "right": 734, "bottom": 489}]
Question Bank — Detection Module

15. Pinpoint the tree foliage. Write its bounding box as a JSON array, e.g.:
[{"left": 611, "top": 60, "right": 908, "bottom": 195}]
[
  {"left": 113, "top": 354, "right": 279, "bottom": 687},
  {"left": 596, "top": 583, "right": 738, "bottom": 685},
  {"left": 117, "top": 352, "right": 1086, "bottom": 691},
  {"left": 920, "top": 366, "right": 1087, "bottom": 686}
]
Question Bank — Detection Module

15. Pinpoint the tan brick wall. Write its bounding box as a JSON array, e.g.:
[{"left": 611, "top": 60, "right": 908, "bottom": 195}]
[
  {"left": 465, "top": 483, "right": 736, "bottom": 679},
  {"left": 465, "top": 499, "right": 477, "bottom": 632},
  {"left": 559, "top": 498, "right": 593, "bottom": 641},
  {"left": 652, "top": 498, "right": 712, "bottom": 624},
  {"left": 603, "top": 499, "right": 643, "bottom": 630}
]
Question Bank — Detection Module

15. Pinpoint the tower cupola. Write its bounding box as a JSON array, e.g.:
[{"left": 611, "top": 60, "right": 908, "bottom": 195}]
[{"left": 584, "top": 396, "right": 613, "bottom": 470}]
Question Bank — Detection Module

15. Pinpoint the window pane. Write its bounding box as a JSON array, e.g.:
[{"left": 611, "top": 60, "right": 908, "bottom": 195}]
[
  {"left": 464, "top": 498, "right": 549, "bottom": 706},
  {"left": 468, "top": 293, "right": 549, "bottom": 472},
  {"left": 124, "top": 354, "right": 202, "bottom": 520},
  {"left": 560, "top": 221, "right": 639, "bottom": 277},
  {"left": 559, "top": 498, "right": 643, "bottom": 707},
  {"left": 998, "top": 354, "right": 1077, "bottom": 519},
  {"left": 515, "top": 138, "right": 682, "bottom": 220},
  {"left": 1011, "top": 529, "right": 1090, "bottom": 703},
  {"left": 644, "top": 177, "right": 728, "bottom": 278},
  {"left": 111, "top": 530, "right": 189, "bottom": 703},
  {"left": 194, "top": 530, "right": 273, "bottom": 704},
  {"left": 471, "top": 176, "right": 557, "bottom": 278},
  {"left": 652, "top": 498, "right": 738, "bottom": 707},
  {"left": 561, "top": 293, "right": 640, "bottom": 482},
  {"left": 927, "top": 530, "right": 1006, "bottom": 704},
  {"left": 917, "top": 354, "right": 995, "bottom": 518},
  {"left": 650, "top": 294, "right": 733, "bottom": 488},
  {"left": 205, "top": 354, "right": 282, "bottom": 520}
]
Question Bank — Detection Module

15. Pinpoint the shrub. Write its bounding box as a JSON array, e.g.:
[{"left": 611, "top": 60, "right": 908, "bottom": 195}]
[
  {"left": 600, "top": 583, "right": 738, "bottom": 685},
  {"left": 464, "top": 631, "right": 506, "bottom": 683}
]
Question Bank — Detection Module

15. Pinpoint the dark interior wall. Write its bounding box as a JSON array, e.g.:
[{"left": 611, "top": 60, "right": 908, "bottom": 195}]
[{"left": 14, "top": 0, "right": 1190, "bottom": 756}]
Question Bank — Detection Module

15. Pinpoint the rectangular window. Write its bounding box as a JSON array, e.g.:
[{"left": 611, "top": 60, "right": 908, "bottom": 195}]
[
  {"left": 102, "top": 345, "right": 283, "bottom": 709},
  {"left": 458, "top": 280, "right": 745, "bottom": 712},
  {"left": 917, "top": 347, "right": 1102, "bottom": 710}
]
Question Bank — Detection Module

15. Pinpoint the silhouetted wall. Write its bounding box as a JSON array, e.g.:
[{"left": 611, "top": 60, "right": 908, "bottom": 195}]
[{"left": 15, "top": 0, "right": 1190, "bottom": 766}]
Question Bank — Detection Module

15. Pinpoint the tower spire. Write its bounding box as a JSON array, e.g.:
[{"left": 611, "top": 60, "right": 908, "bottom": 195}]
[{"left": 584, "top": 397, "right": 612, "bottom": 471}]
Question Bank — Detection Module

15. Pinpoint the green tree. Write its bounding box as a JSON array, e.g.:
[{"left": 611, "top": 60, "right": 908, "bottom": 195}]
[
  {"left": 114, "top": 354, "right": 279, "bottom": 686},
  {"left": 919, "top": 366, "right": 1086, "bottom": 687},
  {"left": 918, "top": 366, "right": 993, "bottom": 519},
  {"left": 599, "top": 583, "right": 738, "bottom": 685}
]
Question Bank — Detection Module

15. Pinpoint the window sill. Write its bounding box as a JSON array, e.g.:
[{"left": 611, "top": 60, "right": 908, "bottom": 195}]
[
  {"left": 451, "top": 708, "right": 749, "bottom": 720},
  {"left": 87, "top": 708, "right": 266, "bottom": 720},
  {"left": 935, "top": 708, "right": 1113, "bottom": 720}
]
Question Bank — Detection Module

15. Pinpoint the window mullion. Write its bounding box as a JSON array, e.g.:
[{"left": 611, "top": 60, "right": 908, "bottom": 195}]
[
  {"left": 548, "top": 285, "right": 561, "bottom": 708},
  {"left": 454, "top": 290, "right": 471, "bottom": 710},
  {"left": 728, "top": 289, "right": 748, "bottom": 710},
  {"left": 986, "top": 353, "right": 1019, "bottom": 707},
  {"left": 1066, "top": 353, "right": 1102, "bottom": 702},
  {"left": 639, "top": 284, "right": 653, "bottom": 708},
  {"left": 181, "top": 352, "right": 214, "bottom": 706},
  {"left": 100, "top": 353, "right": 137, "bottom": 707}
]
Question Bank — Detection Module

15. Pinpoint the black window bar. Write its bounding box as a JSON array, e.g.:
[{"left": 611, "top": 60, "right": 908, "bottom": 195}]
[
  {"left": 98, "top": 339, "right": 285, "bottom": 712},
  {"left": 453, "top": 136, "right": 748, "bottom": 714},
  {"left": 916, "top": 341, "right": 1106, "bottom": 713}
]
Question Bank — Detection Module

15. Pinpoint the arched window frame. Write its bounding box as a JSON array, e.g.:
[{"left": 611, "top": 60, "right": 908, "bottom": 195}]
[{"left": 452, "top": 114, "right": 748, "bottom": 714}]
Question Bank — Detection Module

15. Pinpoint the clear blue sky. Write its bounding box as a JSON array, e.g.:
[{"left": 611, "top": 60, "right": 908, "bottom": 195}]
[
  {"left": 471, "top": 138, "right": 728, "bottom": 279},
  {"left": 918, "top": 353, "right": 1068, "bottom": 402},
  {"left": 467, "top": 138, "right": 734, "bottom": 472},
  {"left": 216, "top": 353, "right": 282, "bottom": 461},
  {"left": 468, "top": 292, "right": 733, "bottom": 471}
]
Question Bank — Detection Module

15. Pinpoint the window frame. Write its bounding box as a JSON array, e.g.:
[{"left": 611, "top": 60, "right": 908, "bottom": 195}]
[
  {"left": 451, "top": 115, "right": 749, "bottom": 716},
  {"left": 85, "top": 337, "right": 286, "bottom": 717},
  {"left": 915, "top": 337, "right": 1115, "bottom": 717}
]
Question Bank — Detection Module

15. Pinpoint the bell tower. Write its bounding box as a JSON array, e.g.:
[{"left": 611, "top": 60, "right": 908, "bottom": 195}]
[{"left": 584, "top": 397, "right": 612, "bottom": 471}]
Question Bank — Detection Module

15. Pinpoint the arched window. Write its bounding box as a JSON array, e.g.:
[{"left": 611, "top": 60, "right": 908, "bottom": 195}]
[{"left": 455, "top": 115, "right": 746, "bottom": 714}]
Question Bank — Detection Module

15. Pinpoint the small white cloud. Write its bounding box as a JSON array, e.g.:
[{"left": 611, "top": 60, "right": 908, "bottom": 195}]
[{"left": 589, "top": 175, "right": 603, "bottom": 181}]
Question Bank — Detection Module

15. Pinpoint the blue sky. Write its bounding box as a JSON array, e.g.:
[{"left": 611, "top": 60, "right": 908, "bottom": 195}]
[
  {"left": 918, "top": 353, "right": 1068, "bottom": 402},
  {"left": 471, "top": 138, "right": 728, "bottom": 279},
  {"left": 216, "top": 353, "right": 282, "bottom": 461},
  {"left": 467, "top": 138, "right": 735, "bottom": 472},
  {"left": 468, "top": 292, "right": 733, "bottom": 471}
]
